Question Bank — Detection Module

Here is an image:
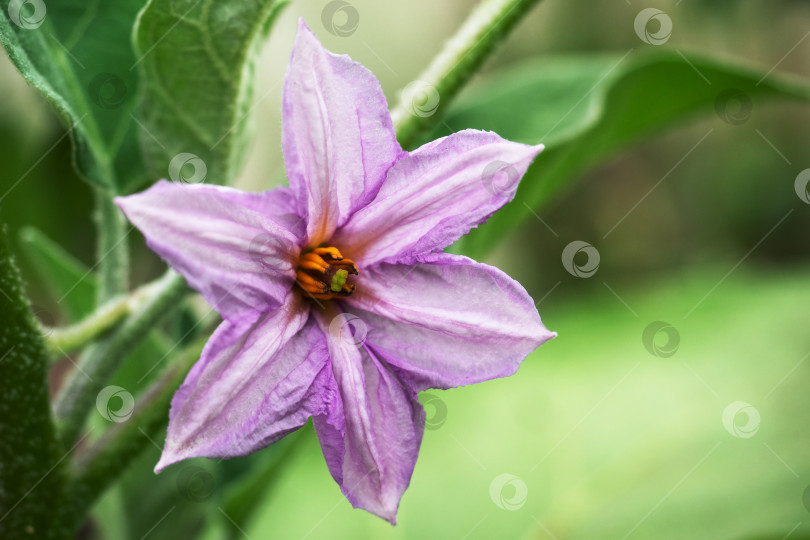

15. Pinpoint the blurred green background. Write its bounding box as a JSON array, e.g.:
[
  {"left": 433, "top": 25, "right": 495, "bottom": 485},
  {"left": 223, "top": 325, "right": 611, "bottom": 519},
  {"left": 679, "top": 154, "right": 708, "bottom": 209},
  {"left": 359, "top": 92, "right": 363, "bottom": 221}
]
[{"left": 2, "top": 0, "right": 810, "bottom": 538}]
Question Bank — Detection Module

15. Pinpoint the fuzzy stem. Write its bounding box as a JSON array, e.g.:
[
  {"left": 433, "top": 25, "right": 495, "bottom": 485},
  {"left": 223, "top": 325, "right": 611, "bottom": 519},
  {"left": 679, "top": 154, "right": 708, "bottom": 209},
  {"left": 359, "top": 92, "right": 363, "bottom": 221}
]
[
  {"left": 93, "top": 188, "right": 129, "bottom": 304},
  {"left": 391, "top": 0, "right": 543, "bottom": 149},
  {"left": 53, "top": 270, "right": 188, "bottom": 446},
  {"left": 0, "top": 224, "right": 65, "bottom": 540},
  {"left": 58, "top": 336, "right": 206, "bottom": 530},
  {"left": 43, "top": 279, "right": 163, "bottom": 356}
]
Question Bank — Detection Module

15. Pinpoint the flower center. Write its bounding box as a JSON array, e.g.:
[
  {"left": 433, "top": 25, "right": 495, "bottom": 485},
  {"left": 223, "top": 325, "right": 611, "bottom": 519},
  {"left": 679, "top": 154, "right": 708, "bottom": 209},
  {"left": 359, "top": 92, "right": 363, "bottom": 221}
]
[{"left": 295, "top": 246, "right": 358, "bottom": 301}]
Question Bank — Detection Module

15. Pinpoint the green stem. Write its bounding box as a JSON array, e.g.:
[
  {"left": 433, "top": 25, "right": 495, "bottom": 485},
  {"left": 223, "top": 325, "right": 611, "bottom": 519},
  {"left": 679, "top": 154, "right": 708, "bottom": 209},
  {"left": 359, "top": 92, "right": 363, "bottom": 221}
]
[
  {"left": 0, "top": 224, "right": 65, "bottom": 540},
  {"left": 43, "top": 279, "right": 163, "bottom": 356},
  {"left": 390, "top": 0, "right": 544, "bottom": 149},
  {"left": 58, "top": 336, "right": 206, "bottom": 530},
  {"left": 93, "top": 188, "right": 129, "bottom": 304},
  {"left": 53, "top": 270, "right": 188, "bottom": 446}
]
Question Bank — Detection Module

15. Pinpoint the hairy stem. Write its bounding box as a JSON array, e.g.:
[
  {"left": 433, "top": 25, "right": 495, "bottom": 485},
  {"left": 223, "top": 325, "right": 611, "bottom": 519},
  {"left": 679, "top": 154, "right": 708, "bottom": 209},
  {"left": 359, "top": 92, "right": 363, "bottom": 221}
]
[
  {"left": 44, "top": 279, "right": 164, "bottom": 356},
  {"left": 94, "top": 188, "right": 129, "bottom": 304},
  {"left": 58, "top": 336, "right": 206, "bottom": 528},
  {"left": 391, "top": 0, "right": 544, "bottom": 148},
  {"left": 0, "top": 224, "right": 65, "bottom": 540},
  {"left": 53, "top": 270, "right": 188, "bottom": 446}
]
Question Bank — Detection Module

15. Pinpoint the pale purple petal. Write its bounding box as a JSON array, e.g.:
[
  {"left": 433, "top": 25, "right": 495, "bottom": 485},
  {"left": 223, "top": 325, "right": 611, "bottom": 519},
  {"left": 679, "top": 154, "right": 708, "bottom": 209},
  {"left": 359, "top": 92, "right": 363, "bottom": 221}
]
[
  {"left": 116, "top": 180, "right": 302, "bottom": 320},
  {"left": 312, "top": 310, "right": 424, "bottom": 524},
  {"left": 332, "top": 130, "right": 543, "bottom": 267},
  {"left": 155, "top": 295, "right": 330, "bottom": 471},
  {"left": 282, "top": 20, "right": 401, "bottom": 247},
  {"left": 345, "top": 253, "right": 555, "bottom": 391}
]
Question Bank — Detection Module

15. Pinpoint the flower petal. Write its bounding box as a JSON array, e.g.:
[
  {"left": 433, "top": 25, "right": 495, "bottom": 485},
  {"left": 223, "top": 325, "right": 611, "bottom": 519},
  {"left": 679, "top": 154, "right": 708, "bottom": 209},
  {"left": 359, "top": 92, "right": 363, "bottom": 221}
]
[
  {"left": 116, "top": 180, "right": 303, "bottom": 320},
  {"left": 282, "top": 20, "right": 401, "bottom": 247},
  {"left": 155, "top": 295, "right": 330, "bottom": 471},
  {"left": 345, "top": 253, "right": 556, "bottom": 391},
  {"left": 332, "top": 130, "right": 543, "bottom": 266},
  {"left": 312, "top": 310, "right": 424, "bottom": 524}
]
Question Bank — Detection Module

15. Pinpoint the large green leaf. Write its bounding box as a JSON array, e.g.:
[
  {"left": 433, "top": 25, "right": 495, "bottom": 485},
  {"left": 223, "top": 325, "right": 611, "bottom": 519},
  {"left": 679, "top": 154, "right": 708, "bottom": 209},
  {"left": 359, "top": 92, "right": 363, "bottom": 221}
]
[
  {"left": 134, "top": 0, "right": 288, "bottom": 186},
  {"left": 438, "top": 50, "right": 810, "bottom": 258},
  {"left": 0, "top": 0, "right": 146, "bottom": 192}
]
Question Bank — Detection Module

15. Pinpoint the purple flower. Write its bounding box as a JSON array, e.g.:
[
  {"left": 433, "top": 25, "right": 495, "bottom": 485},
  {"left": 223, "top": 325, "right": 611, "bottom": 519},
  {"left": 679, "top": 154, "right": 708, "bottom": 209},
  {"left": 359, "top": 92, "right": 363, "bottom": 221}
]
[{"left": 116, "top": 20, "right": 555, "bottom": 524}]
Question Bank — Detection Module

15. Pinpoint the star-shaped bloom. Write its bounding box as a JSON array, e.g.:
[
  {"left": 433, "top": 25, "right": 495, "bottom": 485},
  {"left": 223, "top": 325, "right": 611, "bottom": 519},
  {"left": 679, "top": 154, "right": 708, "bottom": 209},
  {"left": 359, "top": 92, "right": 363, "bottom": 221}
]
[{"left": 117, "top": 20, "right": 555, "bottom": 523}]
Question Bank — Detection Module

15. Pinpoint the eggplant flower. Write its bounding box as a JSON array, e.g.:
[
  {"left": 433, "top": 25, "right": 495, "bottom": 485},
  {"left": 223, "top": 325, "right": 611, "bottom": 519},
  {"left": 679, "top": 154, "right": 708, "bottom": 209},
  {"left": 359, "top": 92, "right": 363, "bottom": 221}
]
[{"left": 116, "top": 20, "right": 555, "bottom": 523}]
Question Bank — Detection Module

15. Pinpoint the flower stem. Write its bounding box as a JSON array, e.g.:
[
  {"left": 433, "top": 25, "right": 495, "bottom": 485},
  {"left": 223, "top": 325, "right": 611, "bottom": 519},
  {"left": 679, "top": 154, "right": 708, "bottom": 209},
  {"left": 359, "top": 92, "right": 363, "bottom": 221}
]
[
  {"left": 53, "top": 270, "right": 188, "bottom": 446},
  {"left": 44, "top": 279, "right": 163, "bottom": 356},
  {"left": 58, "top": 336, "right": 206, "bottom": 529},
  {"left": 390, "top": 0, "right": 544, "bottom": 149},
  {"left": 94, "top": 187, "right": 129, "bottom": 304}
]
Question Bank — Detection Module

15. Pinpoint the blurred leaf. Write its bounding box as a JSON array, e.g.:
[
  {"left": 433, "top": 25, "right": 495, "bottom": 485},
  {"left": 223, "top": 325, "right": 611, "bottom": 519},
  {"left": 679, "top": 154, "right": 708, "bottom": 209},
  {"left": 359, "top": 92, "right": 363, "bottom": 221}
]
[
  {"left": 219, "top": 429, "right": 308, "bottom": 538},
  {"left": 0, "top": 0, "right": 146, "bottom": 191},
  {"left": 440, "top": 50, "right": 810, "bottom": 258},
  {"left": 18, "top": 226, "right": 97, "bottom": 321},
  {"left": 243, "top": 265, "right": 810, "bottom": 539},
  {"left": 133, "top": 0, "right": 288, "bottom": 186}
]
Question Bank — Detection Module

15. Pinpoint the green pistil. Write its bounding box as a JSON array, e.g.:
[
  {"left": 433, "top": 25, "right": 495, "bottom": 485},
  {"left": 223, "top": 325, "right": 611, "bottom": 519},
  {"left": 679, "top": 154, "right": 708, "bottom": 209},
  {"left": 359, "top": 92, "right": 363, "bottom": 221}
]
[{"left": 330, "top": 269, "right": 349, "bottom": 293}]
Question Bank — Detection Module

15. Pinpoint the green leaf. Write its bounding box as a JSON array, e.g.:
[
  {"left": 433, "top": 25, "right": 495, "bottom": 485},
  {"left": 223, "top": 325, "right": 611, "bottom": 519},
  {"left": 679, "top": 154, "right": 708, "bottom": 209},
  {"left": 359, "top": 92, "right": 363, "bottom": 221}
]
[
  {"left": 18, "top": 226, "right": 97, "bottom": 322},
  {"left": 0, "top": 224, "right": 62, "bottom": 540},
  {"left": 134, "top": 0, "right": 288, "bottom": 186},
  {"left": 0, "top": 0, "right": 147, "bottom": 191},
  {"left": 439, "top": 50, "right": 810, "bottom": 258}
]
